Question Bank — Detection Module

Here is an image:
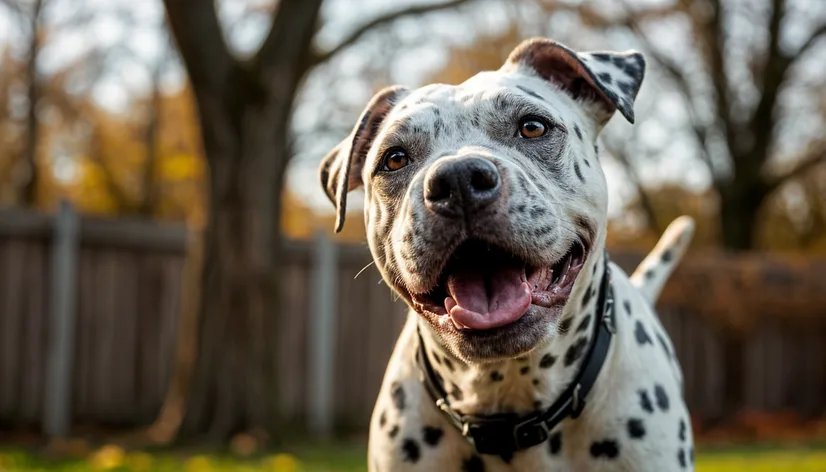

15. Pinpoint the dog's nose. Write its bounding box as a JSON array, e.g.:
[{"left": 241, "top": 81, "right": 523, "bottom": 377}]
[{"left": 424, "top": 156, "right": 502, "bottom": 218}]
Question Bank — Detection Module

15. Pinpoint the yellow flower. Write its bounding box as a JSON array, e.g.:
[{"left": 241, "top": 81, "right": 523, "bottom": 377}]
[
  {"left": 125, "top": 451, "right": 154, "bottom": 471},
  {"left": 184, "top": 454, "right": 213, "bottom": 472},
  {"left": 266, "top": 453, "right": 301, "bottom": 472},
  {"left": 89, "top": 445, "right": 126, "bottom": 470}
]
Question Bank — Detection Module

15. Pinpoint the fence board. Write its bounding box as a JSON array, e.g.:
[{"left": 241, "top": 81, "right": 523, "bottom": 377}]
[{"left": 1, "top": 208, "right": 825, "bottom": 434}]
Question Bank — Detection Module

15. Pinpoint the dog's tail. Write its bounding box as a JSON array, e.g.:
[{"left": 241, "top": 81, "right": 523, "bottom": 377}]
[{"left": 630, "top": 216, "right": 695, "bottom": 305}]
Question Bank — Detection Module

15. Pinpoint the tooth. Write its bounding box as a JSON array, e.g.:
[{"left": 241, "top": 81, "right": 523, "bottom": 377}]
[{"left": 445, "top": 297, "right": 457, "bottom": 313}]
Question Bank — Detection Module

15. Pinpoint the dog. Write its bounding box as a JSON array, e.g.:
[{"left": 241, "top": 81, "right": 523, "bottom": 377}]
[{"left": 319, "top": 37, "right": 695, "bottom": 472}]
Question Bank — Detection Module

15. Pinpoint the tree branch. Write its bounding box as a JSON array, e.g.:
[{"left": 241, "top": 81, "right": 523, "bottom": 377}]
[
  {"left": 162, "top": 0, "right": 235, "bottom": 98},
  {"left": 256, "top": 0, "right": 324, "bottom": 75},
  {"left": 791, "top": 21, "right": 826, "bottom": 59},
  {"left": 602, "top": 138, "right": 662, "bottom": 234},
  {"left": 704, "top": 0, "right": 737, "bottom": 156},
  {"left": 615, "top": 2, "right": 722, "bottom": 187},
  {"left": 311, "top": 0, "right": 475, "bottom": 66},
  {"left": 765, "top": 144, "right": 826, "bottom": 193}
]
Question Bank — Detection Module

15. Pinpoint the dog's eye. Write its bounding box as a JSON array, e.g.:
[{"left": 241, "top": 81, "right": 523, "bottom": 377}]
[
  {"left": 382, "top": 148, "right": 410, "bottom": 171},
  {"left": 518, "top": 117, "right": 547, "bottom": 139}
]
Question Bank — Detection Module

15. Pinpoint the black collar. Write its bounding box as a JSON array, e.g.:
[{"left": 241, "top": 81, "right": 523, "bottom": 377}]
[{"left": 415, "top": 252, "right": 616, "bottom": 456}]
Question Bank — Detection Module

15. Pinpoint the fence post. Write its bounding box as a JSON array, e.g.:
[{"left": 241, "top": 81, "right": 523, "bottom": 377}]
[
  {"left": 308, "top": 230, "right": 337, "bottom": 438},
  {"left": 43, "top": 199, "right": 79, "bottom": 437}
]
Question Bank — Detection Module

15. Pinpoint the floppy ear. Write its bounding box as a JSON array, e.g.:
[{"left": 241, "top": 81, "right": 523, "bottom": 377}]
[
  {"left": 319, "top": 85, "right": 409, "bottom": 233},
  {"left": 502, "top": 38, "right": 645, "bottom": 125}
]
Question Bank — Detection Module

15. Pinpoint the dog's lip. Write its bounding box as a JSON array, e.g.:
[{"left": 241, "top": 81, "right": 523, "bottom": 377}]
[{"left": 409, "top": 239, "right": 588, "bottom": 329}]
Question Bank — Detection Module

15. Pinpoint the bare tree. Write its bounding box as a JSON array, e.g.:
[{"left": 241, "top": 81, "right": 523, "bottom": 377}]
[
  {"left": 0, "top": 0, "right": 47, "bottom": 206},
  {"left": 612, "top": 0, "right": 826, "bottom": 250},
  {"left": 159, "top": 0, "right": 475, "bottom": 440}
]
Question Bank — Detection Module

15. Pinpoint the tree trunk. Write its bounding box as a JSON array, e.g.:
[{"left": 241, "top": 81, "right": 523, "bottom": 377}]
[
  {"left": 19, "top": 0, "right": 42, "bottom": 207},
  {"left": 139, "top": 65, "right": 163, "bottom": 218},
  {"left": 719, "top": 183, "right": 766, "bottom": 251},
  {"left": 178, "top": 69, "right": 294, "bottom": 440}
]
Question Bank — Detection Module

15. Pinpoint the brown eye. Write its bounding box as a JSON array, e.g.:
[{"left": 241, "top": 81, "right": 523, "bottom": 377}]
[
  {"left": 382, "top": 148, "right": 409, "bottom": 171},
  {"left": 518, "top": 117, "right": 547, "bottom": 138}
]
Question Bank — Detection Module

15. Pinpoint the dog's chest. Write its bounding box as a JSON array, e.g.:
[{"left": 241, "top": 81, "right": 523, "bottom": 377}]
[{"left": 369, "top": 270, "right": 693, "bottom": 471}]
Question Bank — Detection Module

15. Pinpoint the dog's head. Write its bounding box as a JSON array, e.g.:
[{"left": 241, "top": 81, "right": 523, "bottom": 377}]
[{"left": 319, "top": 38, "right": 644, "bottom": 363}]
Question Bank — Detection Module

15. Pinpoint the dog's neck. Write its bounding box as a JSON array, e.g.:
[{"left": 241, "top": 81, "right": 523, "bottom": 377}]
[{"left": 417, "top": 249, "right": 607, "bottom": 417}]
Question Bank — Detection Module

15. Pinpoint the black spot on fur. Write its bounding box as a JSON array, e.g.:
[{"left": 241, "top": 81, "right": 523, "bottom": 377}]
[
  {"left": 559, "top": 317, "right": 573, "bottom": 333},
  {"left": 516, "top": 204, "right": 527, "bottom": 213},
  {"left": 443, "top": 357, "right": 455, "bottom": 372},
  {"left": 657, "top": 333, "right": 672, "bottom": 359},
  {"left": 490, "top": 371, "right": 504, "bottom": 382},
  {"left": 532, "top": 378, "right": 540, "bottom": 386},
  {"left": 662, "top": 249, "right": 673, "bottom": 263},
  {"left": 449, "top": 384, "right": 463, "bottom": 401},
  {"left": 379, "top": 410, "right": 387, "bottom": 428},
  {"left": 462, "top": 455, "right": 485, "bottom": 472},
  {"left": 574, "top": 162, "right": 585, "bottom": 182},
  {"left": 533, "top": 401, "right": 542, "bottom": 409},
  {"left": 655, "top": 384, "right": 670, "bottom": 411},
  {"left": 582, "top": 286, "right": 593, "bottom": 307},
  {"left": 678, "top": 419, "right": 687, "bottom": 441},
  {"left": 611, "top": 56, "right": 625, "bottom": 67},
  {"left": 434, "top": 371, "right": 444, "bottom": 389},
  {"left": 520, "top": 366, "right": 530, "bottom": 375},
  {"left": 564, "top": 337, "right": 588, "bottom": 366},
  {"left": 623, "top": 63, "right": 641, "bottom": 80},
  {"left": 516, "top": 85, "right": 544, "bottom": 101},
  {"left": 645, "top": 268, "right": 655, "bottom": 279},
  {"left": 539, "top": 353, "right": 556, "bottom": 368},
  {"left": 584, "top": 158, "right": 591, "bottom": 168},
  {"left": 623, "top": 300, "right": 632, "bottom": 317},
  {"left": 592, "top": 53, "right": 612, "bottom": 62},
  {"left": 431, "top": 351, "right": 442, "bottom": 365},
  {"left": 639, "top": 390, "right": 654, "bottom": 414},
  {"left": 401, "top": 439, "right": 420, "bottom": 462},
  {"left": 594, "top": 144, "right": 599, "bottom": 155},
  {"left": 389, "top": 425, "right": 399, "bottom": 438},
  {"left": 597, "top": 72, "right": 613, "bottom": 84},
  {"left": 677, "top": 448, "right": 686, "bottom": 468},
  {"left": 391, "top": 382, "right": 406, "bottom": 410},
  {"left": 618, "top": 81, "right": 633, "bottom": 95},
  {"left": 576, "top": 315, "right": 592, "bottom": 333},
  {"left": 627, "top": 418, "right": 646, "bottom": 439},
  {"left": 423, "top": 426, "right": 443, "bottom": 446},
  {"left": 635, "top": 321, "right": 653, "bottom": 345},
  {"left": 574, "top": 124, "right": 583, "bottom": 140},
  {"left": 589, "top": 440, "right": 619, "bottom": 459},
  {"left": 530, "top": 206, "right": 546, "bottom": 218},
  {"left": 549, "top": 431, "right": 562, "bottom": 455}
]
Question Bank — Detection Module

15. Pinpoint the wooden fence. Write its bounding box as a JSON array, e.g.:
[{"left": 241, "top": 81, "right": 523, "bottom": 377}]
[{"left": 0, "top": 206, "right": 824, "bottom": 436}]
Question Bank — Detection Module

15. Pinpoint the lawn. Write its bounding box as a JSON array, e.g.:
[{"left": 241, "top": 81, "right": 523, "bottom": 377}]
[{"left": 2, "top": 444, "right": 826, "bottom": 471}]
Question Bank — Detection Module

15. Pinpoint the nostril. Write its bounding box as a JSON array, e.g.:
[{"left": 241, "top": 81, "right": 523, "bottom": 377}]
[
  {"left": 426, "top": 176, "right": 451, "bottom": 202},
  {"left": 470, "top": 167, "right": 499, "bottom": 192}
]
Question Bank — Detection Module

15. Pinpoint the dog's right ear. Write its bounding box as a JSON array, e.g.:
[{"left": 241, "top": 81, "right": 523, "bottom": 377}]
[{"left": 319, "top": 85, "right": 408, "bottom": 233}]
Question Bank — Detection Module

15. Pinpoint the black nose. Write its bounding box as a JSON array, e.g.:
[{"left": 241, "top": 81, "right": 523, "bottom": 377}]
[{"left": 424, "top": 156, "right": 502, "bottom": 218}]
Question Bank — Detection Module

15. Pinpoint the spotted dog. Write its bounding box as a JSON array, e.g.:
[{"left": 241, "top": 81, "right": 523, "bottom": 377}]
[{"left": 319, "top": 37, "right": 696, "bottom": 471}]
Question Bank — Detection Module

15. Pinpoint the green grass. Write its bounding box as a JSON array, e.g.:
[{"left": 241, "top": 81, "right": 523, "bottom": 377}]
[{"left": 2, "top": 444, "right": 826, "bottom": 471}]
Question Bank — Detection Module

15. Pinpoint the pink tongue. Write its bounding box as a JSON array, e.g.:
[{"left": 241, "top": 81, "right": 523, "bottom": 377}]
[{"left": 445, "top": 263, "right": 531, "bottom": 330}]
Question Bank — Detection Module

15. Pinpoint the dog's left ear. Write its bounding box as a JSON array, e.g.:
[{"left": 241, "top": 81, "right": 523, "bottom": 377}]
[
  {"left": 502, "top": 38, "right": 645, "bottom": 125},
  {"left": 319, "top": 85, "right": 409, "bottom": 233}
]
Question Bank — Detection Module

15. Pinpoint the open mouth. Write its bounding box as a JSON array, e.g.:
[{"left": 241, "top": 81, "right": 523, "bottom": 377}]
[{"left": 411, "top": 239, "right": 586, "bottom": 331}]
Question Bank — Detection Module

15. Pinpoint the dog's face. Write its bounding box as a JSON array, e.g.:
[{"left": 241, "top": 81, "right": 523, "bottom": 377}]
[{"left": 319, "top": 38, "right": 644, "bottom": 363}]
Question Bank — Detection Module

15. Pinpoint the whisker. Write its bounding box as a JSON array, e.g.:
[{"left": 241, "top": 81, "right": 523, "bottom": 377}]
[{"left": 354, "top": 261, "right": 375, "bottom": 280}]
